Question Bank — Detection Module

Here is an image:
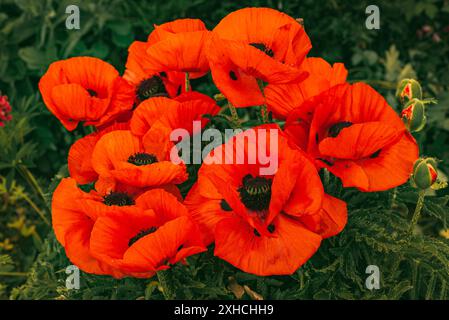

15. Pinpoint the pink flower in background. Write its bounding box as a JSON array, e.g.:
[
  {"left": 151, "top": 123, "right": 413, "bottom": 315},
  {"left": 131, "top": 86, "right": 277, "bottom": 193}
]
[{"left": 0, "top": 94, "right": 12, "bottom": 127}]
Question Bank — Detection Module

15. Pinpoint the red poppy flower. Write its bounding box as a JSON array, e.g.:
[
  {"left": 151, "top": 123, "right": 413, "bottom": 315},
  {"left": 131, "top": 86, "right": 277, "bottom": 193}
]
[
  {"left": 124, "top": 19, "right": 209, "bottom": 102},
  {"left": 124, "top": 41, "right": 185, "bottom": 100},
  {"left": 52, "top": 178, "right": 125, "bottom": 277},
  {"left": 89, "top": 189, "right": 206, "bottom": 275},
  {"left": 130, "top": 92, "right": 220, "bottom": 145},
  {"left": 285, "top": 83, "right": 419, "bottom": 192},
  {"left": 265, "top": 57, "right": 348, "bottom": 119},
  {"left": 206, "top": 7, "right": 311, "bottom": 107},
  {"left": 39, "top": 57, "right": 134, "bottom": 131},
  {"left": 68, "top": 122, "right": 129, "bottom": 185},
  {"left": 185, "top": 124, "right": 346, "bottom": 275},
  {"left": 91, "top": 130, "right": 187, "bottom": 194},
  {"left": 52, "top": 179, "right": 187, "bottom": 278}
]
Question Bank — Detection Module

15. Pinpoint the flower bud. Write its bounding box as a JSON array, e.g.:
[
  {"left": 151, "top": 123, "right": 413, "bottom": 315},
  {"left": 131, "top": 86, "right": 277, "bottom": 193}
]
[
  {"left": 412, "top": 158, "right": 438, "bottom": 190},
  {"left": 396, "top": 79, "right": 422, "bottom": 104},
  {"left": 401, "top": 99, "right": 426, "bottom": 132}
]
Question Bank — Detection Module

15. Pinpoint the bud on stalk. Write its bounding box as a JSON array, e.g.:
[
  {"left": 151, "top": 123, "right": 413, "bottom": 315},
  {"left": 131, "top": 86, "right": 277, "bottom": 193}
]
[
  {"left": 411, "top": 158, "right": 438, "bottom": 190},
  {"left": 396, "top": 78, "right": 422, "bottom": 104},
  {"left": 401, "top": 99, "right": 426, "bottom": 132}
]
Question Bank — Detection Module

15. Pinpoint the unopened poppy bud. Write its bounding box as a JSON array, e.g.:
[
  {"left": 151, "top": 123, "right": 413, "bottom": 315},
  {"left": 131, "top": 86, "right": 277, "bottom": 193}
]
[
  {"left": 401, "top": 99, "right": 426, "bottom": 132},
  {"left": 396, "top": 79, "right": 422, "bottom": 104},
  {"left": 412, "top": 158, "right": 438, "bottom": 190}
]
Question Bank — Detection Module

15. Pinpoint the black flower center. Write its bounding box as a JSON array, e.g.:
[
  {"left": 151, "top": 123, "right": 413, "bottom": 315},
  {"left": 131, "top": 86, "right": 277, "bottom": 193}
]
[
  {"left": 128, "top": 227, "right": 157, "bottom": 247},
  {"left": 136, "top": 75, "right": 168, "bottom": 101},
  {"left": 250, "top": 43, "right": 274, "bottom": 57},
  {"left": 103, "top": 192, "right": 135, "bottom": 206},
  {"left": 128, "top": 153, "right": 158, "bottom": 166},
  {"left": 87, "top": 89, "right": 97, "bottom": 97},
  {"left": 328, "top": 121, "right": 353, "bottom": 138},
  {"left": 238, "top": 174, "right": 272, "bottom": 212}
]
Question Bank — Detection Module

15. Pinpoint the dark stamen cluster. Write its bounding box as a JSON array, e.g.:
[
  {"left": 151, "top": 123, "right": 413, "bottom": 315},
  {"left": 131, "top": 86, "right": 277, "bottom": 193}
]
[
  {"left": 103, "top": 192, "right": 135, "bottom": 206},
  {"left": 328, "top": 121, "right": 353, "bottom": 138},
  {"left": 128, "top": 153, "right": 158, "bottom": 166},
  {"left": 136, "top": 76, "right": 168, "bottom": 101},
  {"left": 238, "top": 174, "right": 272, "bottom": 212},
  {"left": 128, "top": 227, "right": 157, "bottom": 247}
]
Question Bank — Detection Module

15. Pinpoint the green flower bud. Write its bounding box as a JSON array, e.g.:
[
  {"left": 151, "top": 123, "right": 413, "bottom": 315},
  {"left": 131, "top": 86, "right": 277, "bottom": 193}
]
[
  {"left": 396, "top": 79, "right": 422, "bottom": 104},
  {"left": 412, "top": 158, "right": 438, "bottom": 190},
  {"left": 401, "top": 99, "right": 426, "bottom": 132}
]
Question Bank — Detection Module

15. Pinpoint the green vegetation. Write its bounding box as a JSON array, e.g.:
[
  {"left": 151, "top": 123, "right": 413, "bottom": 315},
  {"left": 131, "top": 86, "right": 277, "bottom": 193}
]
[{"left": 1, "top": 0, "right": 449, "bottom": 300}]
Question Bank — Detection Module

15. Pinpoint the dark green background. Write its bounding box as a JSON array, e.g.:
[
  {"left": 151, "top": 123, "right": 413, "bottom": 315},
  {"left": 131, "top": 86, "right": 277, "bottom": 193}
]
[{"left": 1, "top": 0, "right": 449, "bottom": 300}]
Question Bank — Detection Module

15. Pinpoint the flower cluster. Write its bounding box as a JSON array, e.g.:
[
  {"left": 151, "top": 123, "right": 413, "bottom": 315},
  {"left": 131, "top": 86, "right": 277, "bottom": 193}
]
[
  {"left": 40, "top": 8, "right": 419, "bottom": 277},
  {"left": 0, "top": 93, "right": 12, "bottom": 127}
]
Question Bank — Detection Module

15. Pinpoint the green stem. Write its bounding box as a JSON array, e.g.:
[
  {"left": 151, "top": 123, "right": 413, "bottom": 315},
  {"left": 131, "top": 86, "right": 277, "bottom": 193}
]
[
  {"left": 228, "top": 102, "right": 241, "bottom": 129},
  {"left": 32, "top": 230, "right": 44, "bottom": 251},
  {"left": 323, "top": 168, "right": 330, "bottom": 186},
  {"left": 185, "top": 72, "right": 191, "bottom": 92},
  {"left": 22, "top": 193, "right": 50, "bottom": 226},
  {"left": 260, "top": 105, "right": 269, "bottom": 123},
  {"left": 257, "top": 79, "right": 269, "bottom": 123},
  {"left": 390, "top": 187, "right": 398, "bottom": 208},
  {"left": 409, "top": 190, "right": 426, "bottom": 234},
  {"left": 157, "top": 270, "right": 174, "bottom": 300},
  {"left": 0, "top": 271, "right": 28, "bottom": 277},
  {"left": 17, "top": 164, "right": 49, "bottom": 209}
]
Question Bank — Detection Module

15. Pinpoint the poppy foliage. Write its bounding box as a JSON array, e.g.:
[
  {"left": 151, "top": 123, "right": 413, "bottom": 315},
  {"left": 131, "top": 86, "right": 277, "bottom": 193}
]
[{"left": 40, "top": 8, "right": 419, "bottom": 279}]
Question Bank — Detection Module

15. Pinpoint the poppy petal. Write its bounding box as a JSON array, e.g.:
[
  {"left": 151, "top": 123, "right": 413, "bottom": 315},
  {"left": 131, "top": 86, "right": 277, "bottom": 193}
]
[
  {"left": 144, "top": 31, "right": 210, "bottom": 76},
  {"left": 265, "top": 57, "right": 347, "bottom": 118},
  {"left": 68, "top": 133, "right": 99, "bottom": 185},
  {"left": 214, "top": 215, "right": 321, "bottom": 276},
  {"left": 318, "top": 122, "right": 403, "bottom": 160},
  {"left": 184, "top": 183, "right": 230, "bottom": 245},
  {"left": 148, "top": 18, "right": 207, "bottom": 44},
  {"left": 123, "top": 216, "right": 206, "bottom": 271},
  {"left": 300, "top": 194, "right": 347, "bottom": 238},
  {"left": 337, "top": 133, "right": 418, "bottom": 192},
  {"left": 52, "top": 178, "right": 123, "bottom": 277}
]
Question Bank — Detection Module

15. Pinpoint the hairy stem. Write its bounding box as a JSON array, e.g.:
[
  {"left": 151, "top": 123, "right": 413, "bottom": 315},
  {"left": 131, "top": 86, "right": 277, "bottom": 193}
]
[
  {"left": 260, "top": 105, "right": 269, "bottom": 123},
  {"left": 323, "top": 168, "right": 330, "bottom": 186},
  {"left": 228, "top": 102, "right": 241, "bottom": 129},
  {"left": 409, "top": 190, "right": 426, "bottom": 234},
  {"left": 185, "top": 72, "right": 191, "bottom": 92},
  {"left": 390, "top": 187, "right": 398, "bottom": 208},
  {"left": 257, "top": 79, "right": 269, "bottom": 123}
]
